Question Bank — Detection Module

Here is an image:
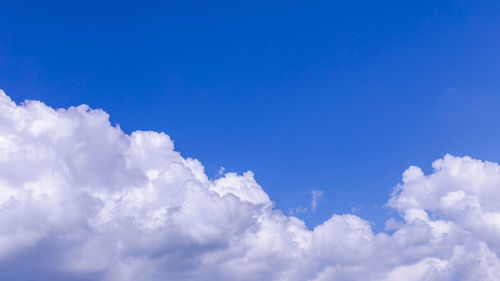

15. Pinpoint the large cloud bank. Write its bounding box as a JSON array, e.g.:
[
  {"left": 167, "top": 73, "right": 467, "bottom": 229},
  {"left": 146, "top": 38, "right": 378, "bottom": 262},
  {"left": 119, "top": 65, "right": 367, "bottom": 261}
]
[{"left": 1, "top": 90, "right": 500, "bottom": 281}]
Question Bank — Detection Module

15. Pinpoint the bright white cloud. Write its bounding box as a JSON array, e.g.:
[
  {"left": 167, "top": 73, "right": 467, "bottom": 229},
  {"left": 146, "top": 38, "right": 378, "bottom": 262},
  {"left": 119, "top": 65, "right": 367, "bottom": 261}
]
[{"left": 1, "top": 90, "right": 500, "bottom": 280}]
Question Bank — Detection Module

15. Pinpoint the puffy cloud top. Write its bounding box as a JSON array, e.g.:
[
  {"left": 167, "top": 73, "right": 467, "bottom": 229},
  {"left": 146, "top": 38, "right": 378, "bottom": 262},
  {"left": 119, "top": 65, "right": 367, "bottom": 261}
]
[{"left": 0, "top": 90, "right": 499, "bottom": 280}]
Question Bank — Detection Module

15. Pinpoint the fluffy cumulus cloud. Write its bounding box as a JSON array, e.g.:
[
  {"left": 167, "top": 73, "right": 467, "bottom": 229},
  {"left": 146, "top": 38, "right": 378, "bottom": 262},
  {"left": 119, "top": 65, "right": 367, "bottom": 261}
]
[{"left": 1, "top": 90, "right": 500, "bottom": 280}]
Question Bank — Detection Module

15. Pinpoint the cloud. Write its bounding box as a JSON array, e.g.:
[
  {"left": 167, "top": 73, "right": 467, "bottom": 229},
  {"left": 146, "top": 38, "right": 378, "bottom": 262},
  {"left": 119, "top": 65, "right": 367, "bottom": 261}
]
[
  {"left": 287, "top": 190, "right": 324, "bottom": 215},
  {"left": 310, "top": 190, "right": 323, "bottom": 212},
  {"left": 1, "top": 89, "right": 500, "bottom": 280},
  {"left": 288, "top": 206, "right": 308, "bottom": 215}
]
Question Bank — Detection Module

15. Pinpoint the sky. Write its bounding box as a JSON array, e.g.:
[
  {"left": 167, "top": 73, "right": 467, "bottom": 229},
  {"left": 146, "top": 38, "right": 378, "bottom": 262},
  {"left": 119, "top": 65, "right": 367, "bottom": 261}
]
[
  {"left": 1, "top": 1, "right": 500, "bottom": 280},
  {"left": 2, "top": 0, "right": 500, "bottom": 228}
]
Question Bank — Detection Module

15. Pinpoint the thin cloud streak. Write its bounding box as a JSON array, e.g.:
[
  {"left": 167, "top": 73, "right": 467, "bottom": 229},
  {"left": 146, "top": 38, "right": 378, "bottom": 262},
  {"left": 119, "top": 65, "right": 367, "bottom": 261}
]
[{"left": 310, "top": 190, "right": 323, "bottom": 212}]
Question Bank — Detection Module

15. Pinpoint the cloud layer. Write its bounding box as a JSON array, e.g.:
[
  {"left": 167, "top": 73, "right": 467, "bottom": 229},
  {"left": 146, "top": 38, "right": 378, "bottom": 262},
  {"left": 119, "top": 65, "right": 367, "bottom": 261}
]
[{"left": 1, "top": 90, "right": 499, "bottom": 280}]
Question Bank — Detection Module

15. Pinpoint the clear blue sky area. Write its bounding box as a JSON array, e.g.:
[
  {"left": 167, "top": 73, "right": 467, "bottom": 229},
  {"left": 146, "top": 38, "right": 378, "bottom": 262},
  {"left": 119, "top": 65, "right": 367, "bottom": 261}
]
[{"left": 1, "top": 0, "right": 500, "bottom": 229}]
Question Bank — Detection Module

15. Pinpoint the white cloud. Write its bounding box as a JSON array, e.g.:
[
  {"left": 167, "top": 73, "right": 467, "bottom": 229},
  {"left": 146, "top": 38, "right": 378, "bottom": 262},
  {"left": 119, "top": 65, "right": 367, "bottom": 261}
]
[
  {"left": 1, "top": 89, "right": 500, "bottom": 280},
  {"left": 288, "top": 206, "right": 308, "bottom": 215},
  {"left": 311, "top": 190, "right": 323, "bottom": 212}
]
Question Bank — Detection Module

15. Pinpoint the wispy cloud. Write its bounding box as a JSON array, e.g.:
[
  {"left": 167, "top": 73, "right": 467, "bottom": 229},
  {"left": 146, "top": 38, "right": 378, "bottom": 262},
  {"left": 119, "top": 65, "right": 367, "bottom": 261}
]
[
  {"left": 310, "top": 190, "right": 323, "bottom": 212},
  {"left": 288, "top": 206, "right": 308, "bottom": 215}
]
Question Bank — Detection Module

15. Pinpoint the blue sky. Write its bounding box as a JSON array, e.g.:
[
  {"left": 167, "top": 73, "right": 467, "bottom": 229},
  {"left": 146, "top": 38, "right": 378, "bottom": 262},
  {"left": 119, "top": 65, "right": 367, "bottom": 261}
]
[{"left": 1, "top": 0, "right": 500, "bottom": 229}]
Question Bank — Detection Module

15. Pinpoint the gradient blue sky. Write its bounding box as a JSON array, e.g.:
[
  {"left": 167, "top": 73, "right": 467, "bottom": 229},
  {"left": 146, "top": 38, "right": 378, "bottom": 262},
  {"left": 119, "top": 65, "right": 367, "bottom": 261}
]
[{"left": 1, "top": 0, "right": 500, "bottom": 229}]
